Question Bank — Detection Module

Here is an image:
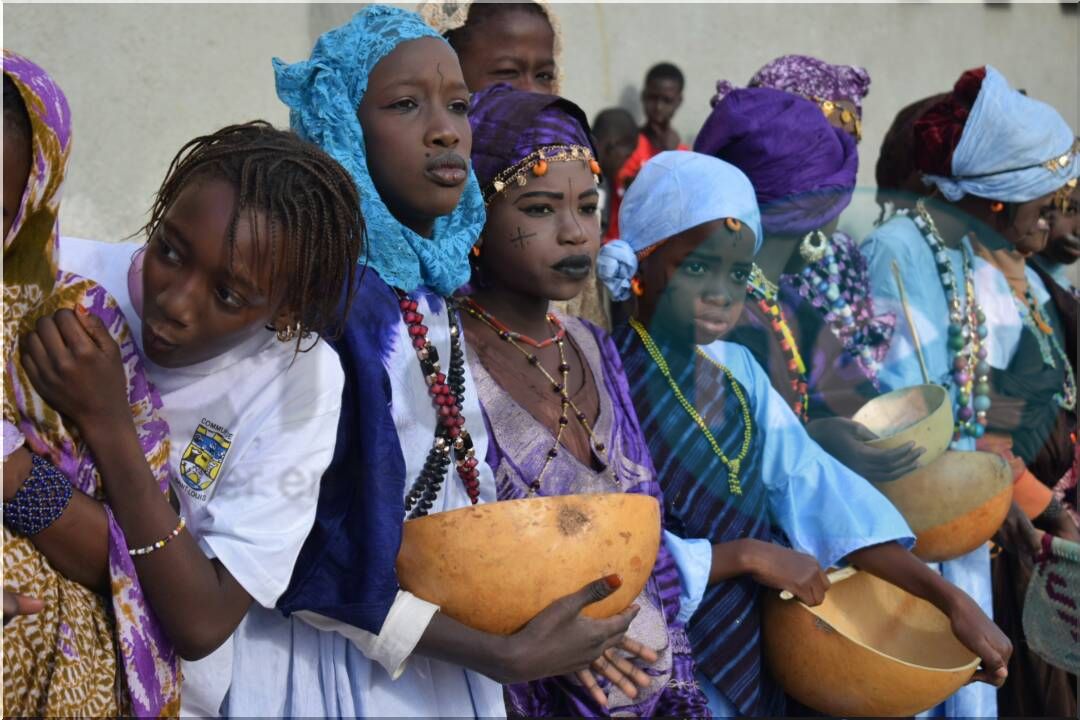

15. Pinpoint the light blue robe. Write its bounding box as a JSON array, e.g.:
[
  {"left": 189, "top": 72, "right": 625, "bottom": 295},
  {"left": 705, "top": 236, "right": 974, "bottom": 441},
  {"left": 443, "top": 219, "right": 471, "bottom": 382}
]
[{"left": 861, "top": 212, "right": 1012, "bottom": 719}]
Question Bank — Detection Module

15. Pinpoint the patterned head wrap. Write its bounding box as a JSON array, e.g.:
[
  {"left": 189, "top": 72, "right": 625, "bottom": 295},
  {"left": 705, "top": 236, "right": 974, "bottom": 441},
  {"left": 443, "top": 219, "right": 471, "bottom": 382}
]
[
  {"left": 3, "top": 50, "right": 179, "bottom": 717},
  {"left": 598, "top": 152, "right": 761, "bottom": 301},
  {"left": 273, "top": 5, "right": 486, "bottom": 296},
  {"left": 467, "top": 83, "right": 598, "bottom": 203},
  {"left": 917, "top": 65, "right": 1079, "bottom": 203},
  {"left": 694, "top": 87, "right": 858, "bottom": 237}
]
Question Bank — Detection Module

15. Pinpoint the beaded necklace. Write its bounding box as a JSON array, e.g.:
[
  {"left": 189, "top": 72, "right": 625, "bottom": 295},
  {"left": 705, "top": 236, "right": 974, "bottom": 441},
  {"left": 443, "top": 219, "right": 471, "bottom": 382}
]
[
  {"left": 747, "top": 265, "right": 809, "bottom": 422},
  {"left": 910, "top": 201, "right": 992, "bottom": 441},
  {"left": 1010, "top": 286, "right": 1077, "bottom": 411},
  {"left": 396, "top": 291, "right": 480, "bottom": 518},
  {"left": 629, "top": 318, "right": 750, "bottom": 495},
  {"left": 463, "top": 298, "right": 615, "bottom": 494},
  {"left": 786, "top": 233, "right": 885, "bottom": 386}
]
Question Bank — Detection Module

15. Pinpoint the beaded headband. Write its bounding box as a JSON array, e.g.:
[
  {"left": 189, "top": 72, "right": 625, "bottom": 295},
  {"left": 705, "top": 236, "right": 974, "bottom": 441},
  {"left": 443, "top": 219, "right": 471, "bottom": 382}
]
[
  {"left": 810, "top": 95, "right": 862, "bottom": 142},
  {"left": 953, "top": 137, "right": 1080, "bottom": 180},
  {"left": 484, "top": 144, "right": 601, "bottom": 204}
]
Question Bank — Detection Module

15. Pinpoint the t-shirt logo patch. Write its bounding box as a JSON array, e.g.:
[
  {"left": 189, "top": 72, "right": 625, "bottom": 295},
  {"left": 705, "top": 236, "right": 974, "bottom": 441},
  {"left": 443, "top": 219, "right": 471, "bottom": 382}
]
[{"left": 180, "top": 419, "right": 233, "bottom": 492}]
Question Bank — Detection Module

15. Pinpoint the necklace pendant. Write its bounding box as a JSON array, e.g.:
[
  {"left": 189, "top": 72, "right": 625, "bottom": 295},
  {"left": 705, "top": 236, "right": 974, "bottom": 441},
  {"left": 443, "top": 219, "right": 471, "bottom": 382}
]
[{"left": 729, "top": 458, "right": 740, "bottom": 479}]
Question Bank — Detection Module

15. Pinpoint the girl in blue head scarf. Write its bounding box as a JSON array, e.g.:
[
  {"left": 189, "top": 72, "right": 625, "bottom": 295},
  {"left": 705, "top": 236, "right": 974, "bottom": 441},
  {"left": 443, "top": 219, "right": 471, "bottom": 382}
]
[
  {"left": 599, "top": 151, "right": 1011, "bottom": 718},
  {"left": 225, "top": 7, "right": 640, "bottom": 717}
]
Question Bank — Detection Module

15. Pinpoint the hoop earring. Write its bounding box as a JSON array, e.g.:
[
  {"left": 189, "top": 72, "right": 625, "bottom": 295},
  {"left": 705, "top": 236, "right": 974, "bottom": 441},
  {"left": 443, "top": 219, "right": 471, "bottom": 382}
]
[
  {"left": 630, "top": 276, "right": 645, "bottom": 298},
  {"left": 799, "top": 230, "right": 830, "bottom": 264},
  {"left": 989, "top": 201, "right": 1005, "bottom": 214},
  {"left": 472, "top": 245, "right": 481, "bottom": 257},
  {"left": 276, "top": 323, "right": 300, "bottom": 343}
]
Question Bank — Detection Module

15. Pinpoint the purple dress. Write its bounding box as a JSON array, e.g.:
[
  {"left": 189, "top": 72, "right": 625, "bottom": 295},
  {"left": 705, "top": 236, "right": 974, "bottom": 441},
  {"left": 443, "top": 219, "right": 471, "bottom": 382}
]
[{"left": 470, "top": 315, "right": 708, "bottom": 717}]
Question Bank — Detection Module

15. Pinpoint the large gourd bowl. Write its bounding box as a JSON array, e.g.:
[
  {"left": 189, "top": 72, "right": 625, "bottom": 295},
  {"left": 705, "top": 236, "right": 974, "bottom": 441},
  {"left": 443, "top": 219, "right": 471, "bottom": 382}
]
[
  {"left": 852, "top": 384, "right": 953, "bottom": 469},
  {"left": 763, "top": 570, "right": 979, "bottom": 716},
  {"left": 396, "top": 493, "right": 661, "bottom": 635},
  {"left": 871, "top": 450, "right": 1013, "bottom": 562}
]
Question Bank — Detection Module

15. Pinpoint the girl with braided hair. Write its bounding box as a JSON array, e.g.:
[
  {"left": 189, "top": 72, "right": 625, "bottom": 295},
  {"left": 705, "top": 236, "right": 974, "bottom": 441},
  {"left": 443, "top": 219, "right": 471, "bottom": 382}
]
[{"left": 21, "top": 119, "right": 364, "bottom": 716}]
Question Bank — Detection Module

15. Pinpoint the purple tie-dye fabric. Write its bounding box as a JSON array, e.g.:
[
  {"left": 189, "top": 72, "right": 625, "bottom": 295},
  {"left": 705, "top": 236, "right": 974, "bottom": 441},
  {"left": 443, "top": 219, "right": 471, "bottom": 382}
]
[
  {"left": 468, "top": 83, "right": 596, "bottom": 194},
  {"left": 2, "top": 50, "right": 180, "bottom": 716},
  {"left": 713, "top": 53, "right": 871, "bottom": 115}
]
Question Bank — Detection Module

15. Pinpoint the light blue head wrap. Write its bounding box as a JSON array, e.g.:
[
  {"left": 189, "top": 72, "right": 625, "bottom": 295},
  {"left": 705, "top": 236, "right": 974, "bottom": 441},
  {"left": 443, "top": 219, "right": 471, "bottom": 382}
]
[
  {"left": 272, "top": 5, "right": 485, "bottom": 296},
  {"left": 597, "top": 151, "right": 761, "bottom": 301},
  {"left": 924, "top": 65, "right": 1079, "bottom": 203}
]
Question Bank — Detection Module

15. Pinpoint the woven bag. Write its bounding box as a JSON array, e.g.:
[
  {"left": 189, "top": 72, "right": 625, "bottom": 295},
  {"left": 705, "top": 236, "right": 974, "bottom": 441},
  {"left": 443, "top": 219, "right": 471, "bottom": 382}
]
[{"left": 1023, "top": 532, "right": 1080, "bottom": 673}]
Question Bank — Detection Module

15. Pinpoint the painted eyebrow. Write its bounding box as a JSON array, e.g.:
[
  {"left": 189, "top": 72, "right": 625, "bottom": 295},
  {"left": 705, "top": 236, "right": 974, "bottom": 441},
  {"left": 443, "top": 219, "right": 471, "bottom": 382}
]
[
  {"left": 515, "top": 190, "right": 564, "bottom": 201},
  {"left": 382, "top": 78, "right": 469, "bottom": 94},
  {"left": 578, "top": 188, "right": 599, "bottom": 200}
]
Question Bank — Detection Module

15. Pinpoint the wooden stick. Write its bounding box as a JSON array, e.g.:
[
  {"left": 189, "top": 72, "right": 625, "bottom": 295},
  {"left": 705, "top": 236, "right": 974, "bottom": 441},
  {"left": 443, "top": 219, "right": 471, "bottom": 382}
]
[
  {"left": 892, "top": 260, "right": 931, "bottom": 385},
  {"left": 780, "top": 566, "right": 858, "bottom": 601}
]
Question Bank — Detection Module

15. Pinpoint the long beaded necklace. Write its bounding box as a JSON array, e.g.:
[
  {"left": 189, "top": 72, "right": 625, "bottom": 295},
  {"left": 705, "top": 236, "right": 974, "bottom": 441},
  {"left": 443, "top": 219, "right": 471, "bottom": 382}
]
[
  {"left": 787, "top": 233, "right": 886, "bottom": 385},
  {"left": 462, "top": 298, "right": 615, "bottom": 495},
  {"left": 911, "top": 200, "right": 992, "bottom": 441},
  {"left": 1010, "top": 286, "right": 1077, "bottom": 411},
  {"left": 396, "top": 291, "right": 480, "bottom": 518},
  {"left": 629, "top": 318, "right": 750, "bottom": 496},
  {"left": 747, "top": 265, "right": 810, "bottom": 423}
]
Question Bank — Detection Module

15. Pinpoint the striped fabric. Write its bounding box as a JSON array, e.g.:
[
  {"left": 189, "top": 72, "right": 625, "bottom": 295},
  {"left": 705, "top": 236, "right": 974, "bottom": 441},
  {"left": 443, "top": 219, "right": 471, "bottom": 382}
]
[{"left": 614, "top": 323, "right": 780, "bottom": 716}]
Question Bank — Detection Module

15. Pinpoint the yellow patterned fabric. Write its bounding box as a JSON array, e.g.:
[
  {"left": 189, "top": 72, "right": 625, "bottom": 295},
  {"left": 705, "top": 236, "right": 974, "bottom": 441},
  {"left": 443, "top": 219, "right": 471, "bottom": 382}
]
[
  {"left": 3, "top": 531, "right": 124, "bottom": 716},
  {"left": 3, "top": 51, "right": 180, "bottom": 717}
]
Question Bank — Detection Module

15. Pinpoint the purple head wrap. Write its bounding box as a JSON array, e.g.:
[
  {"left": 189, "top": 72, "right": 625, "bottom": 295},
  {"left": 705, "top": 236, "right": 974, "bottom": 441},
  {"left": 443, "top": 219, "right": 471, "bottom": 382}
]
[
  {"left": 713, "top": 54, "right": 871, "bottom": 115},
  {"left": 694, "top": 87, "right": 859, "bottom": 236},
  {"left": 469, "top": 83, "right": 597, "bottom": 199}
]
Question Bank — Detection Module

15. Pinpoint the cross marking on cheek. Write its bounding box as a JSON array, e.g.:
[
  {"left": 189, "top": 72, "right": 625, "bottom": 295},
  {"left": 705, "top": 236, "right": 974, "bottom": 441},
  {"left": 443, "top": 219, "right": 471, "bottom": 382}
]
[{"left": 510, "top": 226, "right": 536, "bottom": 249}]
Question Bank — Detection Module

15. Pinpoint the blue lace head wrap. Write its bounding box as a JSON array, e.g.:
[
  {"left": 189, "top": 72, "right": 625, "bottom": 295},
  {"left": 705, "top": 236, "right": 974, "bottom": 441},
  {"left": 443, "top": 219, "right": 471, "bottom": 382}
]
[{"left": 272, "top": 4, "right": 485, "bottom": 296}]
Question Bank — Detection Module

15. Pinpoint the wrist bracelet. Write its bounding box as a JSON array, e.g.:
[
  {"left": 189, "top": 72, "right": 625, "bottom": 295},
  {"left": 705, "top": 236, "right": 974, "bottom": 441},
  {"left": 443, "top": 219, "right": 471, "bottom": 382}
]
[
  {"left": 3, "top": 454, "right": 73, "bottom": 536},
  {"left": 128, "top": 516, "right": 186, "bottom": 557}
]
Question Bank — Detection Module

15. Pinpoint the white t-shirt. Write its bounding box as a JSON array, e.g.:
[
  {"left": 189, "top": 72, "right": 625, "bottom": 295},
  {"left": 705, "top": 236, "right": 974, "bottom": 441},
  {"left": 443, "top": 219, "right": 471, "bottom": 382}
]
[{"left": 58, "top": 237, "right": 344, "bottom": 717}]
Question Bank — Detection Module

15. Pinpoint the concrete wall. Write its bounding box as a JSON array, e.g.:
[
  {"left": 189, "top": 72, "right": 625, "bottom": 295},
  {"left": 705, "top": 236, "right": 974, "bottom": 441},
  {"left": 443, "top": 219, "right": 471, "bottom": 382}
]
[{"left": 5, "top": 2, "right": 1078, "bottom": 267}]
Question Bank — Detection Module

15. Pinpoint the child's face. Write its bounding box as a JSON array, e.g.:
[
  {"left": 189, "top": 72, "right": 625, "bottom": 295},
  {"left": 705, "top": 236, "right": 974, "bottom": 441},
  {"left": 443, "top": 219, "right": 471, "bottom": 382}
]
[
  {"left": 458, "top": 9, "right": 556, "bottom": 94},
  {"left": 3, "top": 123, "right": 32, "bottom": 241},
  {"left": 641, "top": 78, "right": 682, "bottom": 128},
  {"left": 141, "top": 176, "right": 284, "bottom": 368},
  {"left": 358, "top": 37, "right": 472, "bottom": 237},
  {"left": 639, "top": 219, "right": 755, "bottom": 346},
  {"left": 479, "top": 161, "right": 600, "bottom": 302},
  {"left": 597, "top": 133, "right": 637, "bottom": 184}
]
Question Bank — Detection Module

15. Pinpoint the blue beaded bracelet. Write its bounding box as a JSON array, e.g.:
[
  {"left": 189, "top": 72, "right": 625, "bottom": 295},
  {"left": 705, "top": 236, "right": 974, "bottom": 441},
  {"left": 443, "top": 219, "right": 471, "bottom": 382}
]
[{"left": 3, "top": 453, "right": 73, "bottom": 536}]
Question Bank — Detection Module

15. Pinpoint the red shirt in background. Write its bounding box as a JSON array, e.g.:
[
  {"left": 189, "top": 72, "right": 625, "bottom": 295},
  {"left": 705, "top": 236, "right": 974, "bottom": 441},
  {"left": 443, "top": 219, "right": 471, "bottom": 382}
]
[{"left": 605, "top": 132, "right": 688, "bottom": 242}]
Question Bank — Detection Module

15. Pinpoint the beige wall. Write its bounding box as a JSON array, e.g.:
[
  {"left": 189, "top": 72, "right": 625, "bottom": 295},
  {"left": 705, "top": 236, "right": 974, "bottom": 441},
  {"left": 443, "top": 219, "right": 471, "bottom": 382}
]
[{"left": 5, "top": 2, "right": 1078, "bottom": 276}]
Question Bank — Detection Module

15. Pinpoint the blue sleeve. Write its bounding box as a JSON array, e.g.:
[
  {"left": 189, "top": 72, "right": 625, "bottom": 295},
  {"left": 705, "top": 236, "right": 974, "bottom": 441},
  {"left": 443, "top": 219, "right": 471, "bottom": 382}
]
[
  {"left": 720, "top": 343, "right": 916, "bottom": 568},
  {"left": 662, "top": 530, "right": 712, "bottom": 625},
  {"left": 276, "top": 273, "right": 407, "bottom": 634},
  {"left": 861, "top": 217, "right": 953, "bottom": 394}
]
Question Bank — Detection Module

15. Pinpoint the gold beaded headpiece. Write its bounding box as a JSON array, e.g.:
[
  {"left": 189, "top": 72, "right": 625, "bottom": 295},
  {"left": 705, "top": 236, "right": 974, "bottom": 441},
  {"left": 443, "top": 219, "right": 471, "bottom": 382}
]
[
  {"left": 809, "top": 95, "right": 862, "bottom": 142},
  {"left": 484, "top": 144, "right": 602, "bottom": 204}
]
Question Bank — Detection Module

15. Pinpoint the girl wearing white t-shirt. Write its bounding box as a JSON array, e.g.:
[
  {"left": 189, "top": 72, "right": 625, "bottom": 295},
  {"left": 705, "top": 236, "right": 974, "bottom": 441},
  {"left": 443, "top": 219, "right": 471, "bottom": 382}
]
[{"left": 21, "top": 121, "right": 364, "bottom": 716}]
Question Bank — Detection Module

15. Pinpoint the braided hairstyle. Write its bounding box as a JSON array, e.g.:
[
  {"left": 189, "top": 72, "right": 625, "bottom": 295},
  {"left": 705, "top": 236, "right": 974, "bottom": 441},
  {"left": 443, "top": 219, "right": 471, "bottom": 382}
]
[{"left": 140, "top": 121, "right": 364, "bottom": 351}]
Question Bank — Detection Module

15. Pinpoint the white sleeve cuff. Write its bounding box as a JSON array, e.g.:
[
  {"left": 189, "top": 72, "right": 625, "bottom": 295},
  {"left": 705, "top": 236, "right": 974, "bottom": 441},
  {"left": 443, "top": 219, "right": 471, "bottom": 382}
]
[
  {"left": 293, "top": 590, "right": 440, "bottom": 679},
  {"left": 663, "top": 530, "right": 712, "bottom": 625}
]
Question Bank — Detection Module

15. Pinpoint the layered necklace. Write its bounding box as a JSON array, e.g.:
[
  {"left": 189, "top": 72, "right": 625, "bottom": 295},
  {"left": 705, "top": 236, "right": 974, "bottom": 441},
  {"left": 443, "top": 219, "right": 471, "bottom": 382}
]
[
  {"left": 1009, "top": 285, "right": 1077, "bottom": 411},
  {"left": 747, "top": 265, "right": 810, "bottom": 422},
  {"left": 786, "top": 233, "right": 888, "bottom": 386},
  {"left": 911, "top": 200, "right": 991, "bottom": 441},
  {"left": 629, "top": 318, "right": 751, "bottom": 496},
  {"left": 463, "top": 297, "right": 616, "bottom": 495},
  {"left": 396, "top": 291, "right": 480, "bottom": 518}
]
